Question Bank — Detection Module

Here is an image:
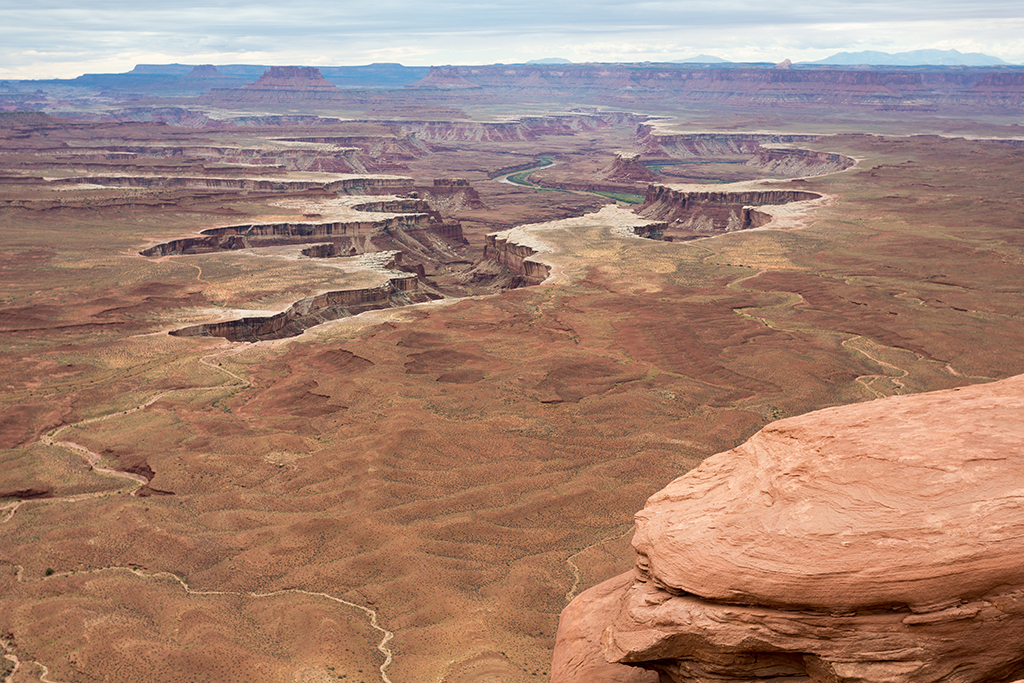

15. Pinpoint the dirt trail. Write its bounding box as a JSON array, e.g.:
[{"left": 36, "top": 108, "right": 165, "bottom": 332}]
[
  {"left": 4, "top": 347, "right": 397, "bottom": 683},
  {"left": 841, "top": 335, "right": 910, "bottom": 398},
  {"left": 9, "top": 565, "right": 395, "bottom": 683},
  {"left": 28, "top": 345, "right": 249, "bottom": 500},
  {"left": 2, "top": 636, "right": 21, "bottom": 683},
  {"left": 0, "top": 501, "right": 21, "bottom": 525}
]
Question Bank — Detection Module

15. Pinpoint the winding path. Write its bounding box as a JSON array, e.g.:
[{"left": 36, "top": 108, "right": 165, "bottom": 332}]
[
  {"left": 8, "top": 565, "right": 395, "bottom": 683},
  {"left": 841, "top": 335, "right": 909, "bottom": 398},
  {"left": 2, "top": 346, "right": 398, "bottom": 683},
  {"left": 1, "top": 636, "right": 21, "bottom": 683}
]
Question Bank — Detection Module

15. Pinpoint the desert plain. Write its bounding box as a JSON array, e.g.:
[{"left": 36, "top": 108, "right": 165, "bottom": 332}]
[{"left": 1, "top": 63, "right": 1024, "bottom": 682}]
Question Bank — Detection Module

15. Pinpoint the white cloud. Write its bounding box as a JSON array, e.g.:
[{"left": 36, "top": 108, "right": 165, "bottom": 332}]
[{"left": 1, "top": 0, "right": 1021, "bottom": 78}]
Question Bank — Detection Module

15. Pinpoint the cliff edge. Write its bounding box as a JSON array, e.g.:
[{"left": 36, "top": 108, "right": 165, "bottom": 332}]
[{"left": 552, "top": 374, "right": 1024, "bottom": 683}]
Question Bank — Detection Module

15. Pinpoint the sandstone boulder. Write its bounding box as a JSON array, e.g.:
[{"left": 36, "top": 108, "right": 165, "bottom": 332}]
[{"left": 552, "top": 375, "right": 1024, "bottom": 683}]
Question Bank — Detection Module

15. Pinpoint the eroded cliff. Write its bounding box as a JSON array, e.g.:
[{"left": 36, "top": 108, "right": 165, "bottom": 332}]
[
  {"left": 637, "top": 183, "right": 823, "bottom": 237},
  {"left": 552, "top": 374, "right": 1024, "bottom": 683},
  {"left": 172, "top": 273, "right": 436, "bottom": 342}
]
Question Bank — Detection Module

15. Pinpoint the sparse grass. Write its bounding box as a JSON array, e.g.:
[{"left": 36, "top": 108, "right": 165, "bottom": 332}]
[
  {"left": 3, "top": 118, "right": 1024, "bottom": 683},
  {"left": 590, "top": 191, "right": 644, "bottom": 204},
  {"left": 506, "top": 155, "right": 555, "bottom": 188}
]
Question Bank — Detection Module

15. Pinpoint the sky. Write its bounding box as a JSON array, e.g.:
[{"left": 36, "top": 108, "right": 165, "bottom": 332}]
[{"left": 2, "top": 0, "right": 1023, "bottom": 80}]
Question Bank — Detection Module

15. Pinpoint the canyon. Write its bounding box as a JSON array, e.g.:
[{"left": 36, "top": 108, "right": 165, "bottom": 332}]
[{"left": 1, "top": 62, "right": 1024, "bottom": 683}]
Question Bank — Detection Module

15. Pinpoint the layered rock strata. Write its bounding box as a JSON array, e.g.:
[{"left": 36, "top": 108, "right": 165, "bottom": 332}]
[
  {"left": 552, "top": 374, "right": 1024, "bottom": 683},
  {"left": 747, "top": 146, "right": 854, "bottom": 176},
  {"left": 401, "top": 64, "right": 1024, "bottom": 113},
  {"left": 172, "top": 272, "right": 435, "bottom": 343},
  {"left": 638, "top": 183, "right": 822, "bottom": 236},
  {"left": 139, "top": 213, "right": 433, "bottom": 257},
  {"left": 482, "top": 231, "right": 552, "bottom": 285},
  {"left": 603, "top": 154, "right": 659, "bottom": 183},
  {"left": 636, "top": 131, "right": 819, "bottom": 158},
  {"left": 52, "top": 173, "right": 413, "bottom": 194}
]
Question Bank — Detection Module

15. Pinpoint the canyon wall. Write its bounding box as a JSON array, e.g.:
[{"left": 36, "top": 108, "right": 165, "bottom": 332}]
[
  {"left": 637, "top": 184, "right": 822, "bottom": 236},
  {"left": 746, "top": 147, "right": 854, "bottom": 176},
  {"left": 482, "top": 232, "right": 552, "bottom": 284},
  {"left": 139, "top": 213, "right": 433, "bottom": 257},
  {"left": 636, "top": 131, "right": 819, "bottom": 158},
  {"left": 634, "top": 131, "right": 854, "bottom": 181},
  {"left": 172, "top": 276, "right": 436, "bottom": 342},
  {"left": 52, "top": 174, "right": 414, "bottom": 194},
  {"left": 392, "top": 113, "right": 631, "bottom": 142}
]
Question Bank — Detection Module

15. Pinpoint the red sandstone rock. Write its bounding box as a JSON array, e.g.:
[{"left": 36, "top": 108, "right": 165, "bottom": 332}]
[
  {"left": 551, "top": 573, "right": 657, "bottom": 683},
  {"left": 553, "top": 375, "right": 1024, "bottom": 683},
  {"left": 602, "top": 154, "right": 658, "bottom": 183}
]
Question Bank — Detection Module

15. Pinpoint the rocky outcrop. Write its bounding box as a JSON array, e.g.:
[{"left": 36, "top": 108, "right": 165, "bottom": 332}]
[
  {"left": 602, "top": 154, "right": 659, "bottom": 183},
  {"left": 553, "top": 374, "right": 1024, "bottom": 683},
  {"left": 271, "top": 134, "right": 433, "bottom": 170},
  {"left": 747, "top": 147, "right": 854, "bottom": 176},
  {"left": 483, "top": 232, "right": 551, "bottom": 285},
  {"left": 634, "top": 131, "right": 853, "bottom": 182},
  {"left": 179, "top": 65, "right": 246, "bottom": 90},
  {"left": 172, "top": 275, "right": 436, "bottom": 342},
  {"left": 636, "top": 131, "right": 813, "bottom": 158},
  {"left": 637, "top": 183, "right": 822, "bottom": 236},
  {"left": 53, "top": 174, "right": 414, "bottom": 194},
  {"left": 0, "top": 487, "right": 53, "bottom": 500},
  {"left": 139, "top": 213, "right": 432, "bottom": 257},
  {"left": 416, "top": 178, "right": 485, "bottom": 213}
]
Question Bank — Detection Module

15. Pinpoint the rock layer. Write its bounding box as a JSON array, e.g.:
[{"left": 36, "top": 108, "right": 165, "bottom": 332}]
[
  {"left": 638, "top": 183, "right": 822, "bottom": 236},
  {"left": 172, "top": 274, "right": 435, "bottom": 342},
  {"left": 553, "top": 374, "right": 1024, "bottom": 683}
]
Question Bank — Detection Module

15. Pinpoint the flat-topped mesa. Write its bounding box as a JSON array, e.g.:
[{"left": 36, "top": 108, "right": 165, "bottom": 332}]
[
  {"left": 552, "top": 374, "right": 1024, "bottom": 683},
  {"left": 180, "top": 65, "right": 244, "bottom": 88},
  {"left": 406, "top": 66, "right": 481, "bottom": 89},
  {"left": 637, "top": 183, "right": 822, "bottom": 238},
  {"left": 636, "top": 130, "right": 854, "bottom": 176},
  {"left": 202, "top": 66, "right": 350, "bottom": 103},
  {"left": 243, "top": 66, "right": 341, "bottom": 91}
]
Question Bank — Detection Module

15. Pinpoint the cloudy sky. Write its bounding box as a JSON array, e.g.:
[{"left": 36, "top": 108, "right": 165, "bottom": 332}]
[{"left": 2, "top": 0, "right": 1023, "bottom": 79}]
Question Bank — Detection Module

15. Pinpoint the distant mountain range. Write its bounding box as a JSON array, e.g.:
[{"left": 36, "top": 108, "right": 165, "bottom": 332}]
[{"left": 803, "top": 49, "right": 1011, "bottom": 66}]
